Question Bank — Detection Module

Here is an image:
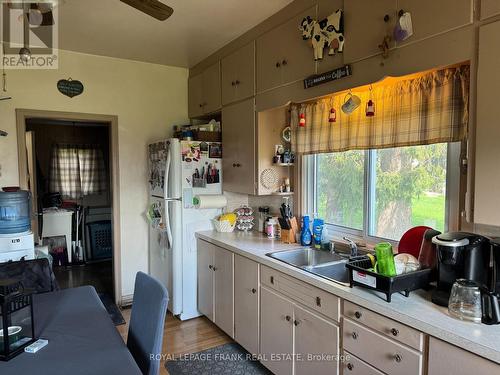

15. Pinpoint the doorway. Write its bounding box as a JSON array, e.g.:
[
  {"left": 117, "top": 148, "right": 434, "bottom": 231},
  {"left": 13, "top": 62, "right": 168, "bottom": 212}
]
[{"left": 16, "top": 109, "right": 122, "bottom": 304}]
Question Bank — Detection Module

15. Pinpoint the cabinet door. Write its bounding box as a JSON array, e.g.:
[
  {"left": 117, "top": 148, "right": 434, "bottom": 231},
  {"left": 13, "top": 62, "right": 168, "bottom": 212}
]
[
  {"left": 294, "top": 304, "right": 340, "bottom": 375},
  {"left": 202, "top": 61, "right": 221, "bottom": 114},
  {"left": 397, "top": 0, "right": 472, "bottom": 47},
  {"left": 222, "top": 98, "right": 256, "bottom": 195},
  {"left": 214, "top": 246, "right": 234, "bottom": 338},
  {"left": 188, "top": 74, "right": 204, "bottom": 118},
  {"left": 222, "top": 42, "right": 255, "bottom": 105},
  {"left": 428, "top": 337, "right": 500, "bottom": 375},
  {"left": 260, "top": 287, "right": 294, "bottom": 375},
  {"left": 474, "top": 21, "right": 500, "bottom": 226},
  {"left": 481, "top": 0, "right": 500, "bottom": 20},
  {"left": 197, "top": 240, "right": 214, "bottom": 321},
  {"left": 256, "top": 6, "right": 316, "bottom": 92},
  {"left": 344, "top": 0, "right": 397, "bottom": 63},
  {"left": 234, "top": 255, "right": 259, "bottom": 354}
]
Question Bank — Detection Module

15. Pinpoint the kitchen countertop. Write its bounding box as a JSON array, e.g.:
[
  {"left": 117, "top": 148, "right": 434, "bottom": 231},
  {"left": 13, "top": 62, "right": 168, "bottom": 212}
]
[{"left": 196, "top": 230, "right": 500, "bottom": 364}]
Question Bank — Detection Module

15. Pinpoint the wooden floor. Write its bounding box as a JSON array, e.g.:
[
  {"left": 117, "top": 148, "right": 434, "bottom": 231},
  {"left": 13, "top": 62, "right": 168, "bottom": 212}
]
[{"left": 117, "top": 308, "right": 232, "bottom": 375}]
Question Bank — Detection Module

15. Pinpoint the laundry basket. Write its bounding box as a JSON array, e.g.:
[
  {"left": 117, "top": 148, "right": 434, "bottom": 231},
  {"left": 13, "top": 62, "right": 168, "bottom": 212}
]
[{"left": 87, "top": 220, "right": 112, "bottom": 260}]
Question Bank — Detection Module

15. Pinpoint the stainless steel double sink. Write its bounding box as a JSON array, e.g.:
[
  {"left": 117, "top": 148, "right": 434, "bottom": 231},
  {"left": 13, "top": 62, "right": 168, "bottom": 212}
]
[{"left": 266, "top": 247, "right": 350, "bottom": 286}]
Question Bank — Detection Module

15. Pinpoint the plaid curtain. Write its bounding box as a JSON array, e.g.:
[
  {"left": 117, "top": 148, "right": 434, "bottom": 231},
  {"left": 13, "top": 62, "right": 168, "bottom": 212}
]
[
  {"left": 290, "top": 65, "right": 470, "bottom": 155},
  {"left": 49, "top": 144, "right": 107, "bottom": 199}
]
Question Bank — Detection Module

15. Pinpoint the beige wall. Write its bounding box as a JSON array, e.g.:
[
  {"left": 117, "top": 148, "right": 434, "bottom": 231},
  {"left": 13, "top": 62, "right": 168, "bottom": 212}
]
[{"left": 0, "top": 49, "right": 188, "bottom": 298}]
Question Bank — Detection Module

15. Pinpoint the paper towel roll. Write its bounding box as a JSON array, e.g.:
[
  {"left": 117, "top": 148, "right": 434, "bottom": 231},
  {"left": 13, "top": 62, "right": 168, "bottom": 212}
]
[{"left": 193, "top": 194, "right": 227, "bottom": 209}]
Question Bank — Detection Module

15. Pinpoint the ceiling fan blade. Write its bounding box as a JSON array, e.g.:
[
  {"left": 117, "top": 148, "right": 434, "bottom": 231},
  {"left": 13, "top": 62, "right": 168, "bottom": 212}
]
[{"left": 120, "top": 0, "right": 173, "bottom": 21}]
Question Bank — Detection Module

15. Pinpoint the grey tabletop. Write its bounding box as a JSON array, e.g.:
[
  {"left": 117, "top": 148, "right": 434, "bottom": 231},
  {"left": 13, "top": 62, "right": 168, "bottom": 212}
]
[{"left": 0, "top": 286, "right": 141, "bottom": 375}]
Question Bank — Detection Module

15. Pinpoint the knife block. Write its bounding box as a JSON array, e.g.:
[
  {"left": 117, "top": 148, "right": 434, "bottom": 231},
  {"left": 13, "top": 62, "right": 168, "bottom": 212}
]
[{"left": 281, "top": 229, "right": 296, "bottom": 244}]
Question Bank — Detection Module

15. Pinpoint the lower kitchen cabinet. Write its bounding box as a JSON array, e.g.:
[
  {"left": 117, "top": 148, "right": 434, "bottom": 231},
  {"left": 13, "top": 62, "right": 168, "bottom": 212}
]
[
  {"left": 260, "top": 286, "right": 340, "bottom": 375},
  {"left": 428, "top": 337, "right": 500, "bottom": 375},
  {"left": 196, "top": 239, "right": 234, "bottom": 337},
  {"left": 197, "top": 239, "right": 214, "bottom": 321},
  {"left": 234, "top": 255, "right": 259, "bottom": 354},
  {"left": 260, "top": 287, "right": 294, "bottom": 375},
  {"left": 294, "top": 303, "right": 339, "bottom": 375}
]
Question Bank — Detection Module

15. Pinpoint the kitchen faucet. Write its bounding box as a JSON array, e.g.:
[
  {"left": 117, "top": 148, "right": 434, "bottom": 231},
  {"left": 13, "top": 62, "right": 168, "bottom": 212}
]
[{"left": 343, "top": 236, "right": 358, "bottom": 258}]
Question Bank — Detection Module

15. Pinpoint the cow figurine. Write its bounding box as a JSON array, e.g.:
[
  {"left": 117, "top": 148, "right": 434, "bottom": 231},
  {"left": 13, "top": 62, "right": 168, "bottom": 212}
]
[{"left": 299, "top": 9, "right": 344, "bottom": 60}]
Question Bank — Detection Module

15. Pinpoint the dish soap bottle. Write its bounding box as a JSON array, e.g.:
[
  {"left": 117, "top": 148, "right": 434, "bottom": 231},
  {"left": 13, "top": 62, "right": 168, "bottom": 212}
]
[
  {"left": 300, "top": 215, "right": 312, "bottom": 246},
  {"left": 312, "top": 218, "right": 324, "bottom": 249}
]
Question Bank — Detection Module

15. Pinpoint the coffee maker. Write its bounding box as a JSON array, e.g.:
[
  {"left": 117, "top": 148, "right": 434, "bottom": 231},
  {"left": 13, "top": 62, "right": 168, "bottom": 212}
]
[
  {"left": 483, "top": 238, "right": 500, "bottom": 325},
  {"left": 431, "top": 232, "right": 490, "bottom": 307}
]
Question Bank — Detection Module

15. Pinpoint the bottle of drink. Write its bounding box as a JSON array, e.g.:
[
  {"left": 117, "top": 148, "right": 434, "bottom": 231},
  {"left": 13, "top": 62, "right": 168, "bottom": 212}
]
[{"left": 300, "top": 216, "right": 312, "bottom": 246}]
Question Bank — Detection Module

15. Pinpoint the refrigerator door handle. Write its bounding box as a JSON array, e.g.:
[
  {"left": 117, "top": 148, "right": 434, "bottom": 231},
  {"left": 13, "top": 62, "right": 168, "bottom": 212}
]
[
  {"left": 164, "top": 200, "right": 173, "bottom": 251},
  {"left": 164, "top": 141, "right": 172, "bottom": 198}
]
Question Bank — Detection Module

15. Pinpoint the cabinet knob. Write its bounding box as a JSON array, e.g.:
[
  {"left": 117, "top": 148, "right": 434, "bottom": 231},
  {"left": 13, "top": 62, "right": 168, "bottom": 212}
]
[
  {"left": 394, "top": 354, "right": 403, "bottom": 363},
  {"left": 346, "top": 363, "right": 354, "bottom": 371},
  {"left": 316, "top": 296, "right": 321, "bottom": 307},
  {"left": 235, "top": 80, "right": 240, "bottom": 85},
  {"left": 391, "top": 328, "right": 399, "bottom": 337},
  {"left": 236, "top": 163, "right": 241, "bottom": 167},
  {"left": 354, "top": 311, "right": 362, "bottom": 319},
  {"left": 293, "top": 319, "right": 300, "bottom": 326},
  {"left": 251, "top": 288, "right": 257, "bottom": 294},
  {"left": 282, "top": 59, "right": 287, "bottom": 66},
  {"left": 285, "top": 315, "right": 291, "bottom": 322},
  {"left": 208, "top": 265, "right": 212, "bottom": 270},
  {"left": 352, "top": 331, "right": 358, "bottom": 340},
  {"left": 212, "top": 266, "right": 217, "bottom": 271},
  {"left": 270, "top": 276, "right": 274, "bottom": 284},
  {"left": 231, "top": 81, "right": 235, "bottom": 86},
  {"left": 232, "top": 163, "right": 237, "bottom": 167},
  {"left": 275, "top": 62, "right": 281, "bottom": 68},
  {"left": 199, "top": 103, "right": 203, "bottom": 108}
]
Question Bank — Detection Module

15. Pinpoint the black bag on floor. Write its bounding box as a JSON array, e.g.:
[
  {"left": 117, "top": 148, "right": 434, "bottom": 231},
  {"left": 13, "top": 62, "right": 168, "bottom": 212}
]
[{"left": 0, "top": 258, "right": 59, "bottom": 293}]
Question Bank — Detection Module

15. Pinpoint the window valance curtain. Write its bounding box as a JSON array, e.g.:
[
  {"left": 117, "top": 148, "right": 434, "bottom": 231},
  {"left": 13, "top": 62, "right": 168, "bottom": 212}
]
[
  {"left": 290, "top": 65, "right": 470, "bottom": 155},
  {"left": 49, "top": 144, "right": 107, "bottom": 199}
]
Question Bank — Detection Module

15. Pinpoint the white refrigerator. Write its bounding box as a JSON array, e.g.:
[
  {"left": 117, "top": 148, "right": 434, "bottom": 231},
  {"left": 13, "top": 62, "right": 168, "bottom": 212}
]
[{"left": 148, "top": 138, "right": 223, "bottom": 320}]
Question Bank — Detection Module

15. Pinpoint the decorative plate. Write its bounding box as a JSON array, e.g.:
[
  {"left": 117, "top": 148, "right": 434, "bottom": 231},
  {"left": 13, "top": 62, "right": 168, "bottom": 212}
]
[{"left": 260, "top": 168, "right": 279, "bottom": 190}]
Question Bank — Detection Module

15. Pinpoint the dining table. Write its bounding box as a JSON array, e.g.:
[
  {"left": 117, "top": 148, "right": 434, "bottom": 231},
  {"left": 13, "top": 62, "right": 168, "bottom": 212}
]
[{"left": 0, "top": 286, "right": 141, "bottom": 374}]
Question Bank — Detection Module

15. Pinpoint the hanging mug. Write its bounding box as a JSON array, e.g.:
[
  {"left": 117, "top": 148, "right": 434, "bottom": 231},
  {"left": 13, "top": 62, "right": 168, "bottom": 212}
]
[{"left": 341, "top": 93, "right": 361, "bottom": 115}]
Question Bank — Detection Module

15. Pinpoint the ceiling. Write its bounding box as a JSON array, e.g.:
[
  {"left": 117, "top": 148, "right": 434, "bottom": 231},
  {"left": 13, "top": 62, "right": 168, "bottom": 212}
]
[{"left": 55, "top": 0, "right": 294, "bottom": 68}]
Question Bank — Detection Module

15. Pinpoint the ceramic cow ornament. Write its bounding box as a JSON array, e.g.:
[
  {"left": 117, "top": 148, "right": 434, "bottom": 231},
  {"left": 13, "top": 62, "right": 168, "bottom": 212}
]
[{"left": 299, "top": 9, "right": 344, "bottom": 60}]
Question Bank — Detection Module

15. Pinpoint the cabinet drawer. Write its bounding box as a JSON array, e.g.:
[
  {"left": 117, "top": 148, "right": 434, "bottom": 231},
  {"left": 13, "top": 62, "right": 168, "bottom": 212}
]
[
  {"left": 344, "top": 301, "right": 424, "bottom": 351},
  {"left": 343, "top": 351, "right": 385, "bottom": 375},
  {"left": 261, "top": 265, "right": 340, "bottom": 322},
  {"left": 343, "top": 319, "right": 423, "bottom": 375}
]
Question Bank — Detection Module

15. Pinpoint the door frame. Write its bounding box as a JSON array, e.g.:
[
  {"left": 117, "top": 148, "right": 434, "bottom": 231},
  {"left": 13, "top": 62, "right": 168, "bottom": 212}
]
[{"left": 15, "top": 108, "right": 122, "bottom": 305}]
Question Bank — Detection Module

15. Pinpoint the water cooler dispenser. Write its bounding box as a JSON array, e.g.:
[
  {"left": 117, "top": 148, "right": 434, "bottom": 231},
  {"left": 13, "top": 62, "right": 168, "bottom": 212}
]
[{"left": 0, "top": 190, "right": 35, "bottom": 262}]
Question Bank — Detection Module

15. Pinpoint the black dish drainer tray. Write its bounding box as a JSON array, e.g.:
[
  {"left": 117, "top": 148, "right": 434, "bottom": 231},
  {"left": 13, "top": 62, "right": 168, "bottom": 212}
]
[{"left": 345, "top": 257, "right": 432, "bottom": 302}]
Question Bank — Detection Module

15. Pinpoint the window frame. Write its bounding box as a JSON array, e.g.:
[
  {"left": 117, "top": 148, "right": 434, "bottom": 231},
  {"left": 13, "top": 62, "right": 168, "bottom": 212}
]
[{"left": 304, "top": 142, "right": 462, "bottom": 245}]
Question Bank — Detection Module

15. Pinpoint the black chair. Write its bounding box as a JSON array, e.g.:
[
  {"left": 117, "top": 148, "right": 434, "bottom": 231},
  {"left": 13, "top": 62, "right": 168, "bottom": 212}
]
[
  {"left": 0, "top": 258, "right": 59, "bottom": 293},
  {"left": 127, "top": 272, "right": 169, "bottom": 375}
]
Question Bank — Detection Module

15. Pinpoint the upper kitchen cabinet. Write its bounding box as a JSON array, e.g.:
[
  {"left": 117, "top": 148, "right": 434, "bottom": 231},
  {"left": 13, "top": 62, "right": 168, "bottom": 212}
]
[
  {"left": 344, "top": 0, "right": 473, "bottom": 63},
  {"left": 222, "top": 98, "right": 256, "bottom": 195},
  {"left": 222, "top": 42, "right": 255, "bottom": 105},
  {"left": 188, "top": 61, "right": 221, "bottom": 118},
  {"left": 481, "top": 0, "right": 500, "bottom": 20},
  {"left": 188, "top": 73, "right": 204, "bottom": 118},
  {"left": 343, "top": 0, "right": 397, "bottom": 63},
  {"left": 256, "top": 6, "right": 317, "bottom": 93},
  {"left": 474, "top": 20, "right": 500, "bottom": 227},
  {"left": 396, "top": 0, "right": 473, "bottom": 47}
]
